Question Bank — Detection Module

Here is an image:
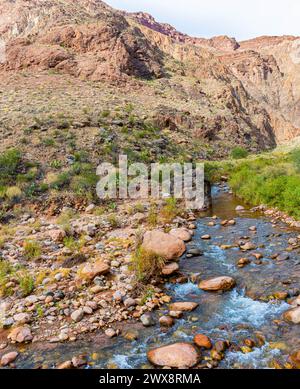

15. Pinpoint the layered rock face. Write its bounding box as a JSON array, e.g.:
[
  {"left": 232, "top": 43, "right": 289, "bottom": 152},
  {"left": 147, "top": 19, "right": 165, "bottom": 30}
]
[
  {"left": 0, "top": 0, "right": 299, "bottom": 149},
  {"left": 0, "top": 0, "right": 163, "bottom": 80}
]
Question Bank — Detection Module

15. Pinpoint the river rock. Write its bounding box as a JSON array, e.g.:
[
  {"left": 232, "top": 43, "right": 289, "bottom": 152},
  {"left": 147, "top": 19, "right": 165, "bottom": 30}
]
[
  {"left": 71, "top": 355, "right": 87, "bottom": 368},
  {"left": 199, "top": 276, "right": 236, "bottom": 291},
  {"left": 194, "top": 334, "right": 212, "bottom": 349},
  {"left": 169, "top": 311, "right": 183, "bottom": 318},
  {"left": 169, "top": 302, "right": 198, "bottom": 312},
  {"left": 8, "top": 326, "right": 33, "bottom": 343},
  {"left": 159, "top": 316, "right": 174, "bottom": 327},
  {"left": 277, "top": 253, "right": 290, "bottom": 261},
  {"left": 283, "top": 307, "right": 300, "bottom": 324},
  {"left": 105, "top": 328, "right": 117, "bottom": 338},
  {"left": 140, "top": 312, "right": 155, "bottom": 327},
  {"left": 240, "top": 242, "right": 256, "bottom": 251},
  {"left": 169, "top": 228, "right": 192, "bottom": 242},
  {"left": 289, "top": 350, "right": 300, "bottom": 369},
  {"left": 186, "top": 248, "right": 203, "bottom": 257},
  {"left": 142, "top": 230, "right": 186, "bottom": 260},
  {"left": 201, "top": 235, "right": 211, "bottom": 240},
  {"left": 161, "top": 262, "right": 179, "bottom": 276},
  {"left": 237, "top": 258, "right": 250, "bottom": 268},
  {"left": 48, "top": 228, "right": 66, "bottom": 242},
  {"left": 288, "top": 238, "right": 298, "bottom": 246},
  {"left": 123, "top": 329, "right": 139, "bottom": 341},
  {"left": 57, "top": 360, "right": 72, "bottom": 369},
  {"left": 71, "top": 309, "right": 84, "bottom": 322},
  {"left": 235, "top": 205, "right": 245, "bottom": 211},
  {"left": 147, "top": 342, "right": 199, "bottom": 368},
  {"left": 291, "top": 296, "right": 300, "bottom": 307},
  {"left": 1, "top": 351, "right": 18, "bottom": 366},
  {"left": 123, "top": 298, "right": 137, "bottom": 308},
  {"left": 79, "top": 260, "right": 110, "bottom": 281},
  {"left": 13, "top": 313, "right": 31, "bottom": 324}
]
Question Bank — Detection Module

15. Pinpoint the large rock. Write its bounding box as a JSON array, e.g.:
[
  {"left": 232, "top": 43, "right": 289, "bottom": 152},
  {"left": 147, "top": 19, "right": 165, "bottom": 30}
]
[
  {"left": 169, "top": 228, "right": 192, "bottom": 242},
  {"left": 147, "top": 342, "right": 199, "bottom": 368},
  {"left": 161, "top": 262, "right": 179, "bottom": 276},
  {"left": 8, "top": 326, "right": 33, "bottom": 343},
  {"left": 199, "top": 276, "right": 236, "bottom": 291},
  {"left": 79, "top": 260, "right": 110, "bottom": 281},
  {"left": 283, "top": 307, "right": 300, "bottom": 324},
  {"left": 169, "top": 302, "right": 198, "bottom": 312},
  {"left": 142, "top": 230, "right": 186, "bottom": 260},
  {"left": 1, "top": 351, "right": 18, "bottom": 366}
]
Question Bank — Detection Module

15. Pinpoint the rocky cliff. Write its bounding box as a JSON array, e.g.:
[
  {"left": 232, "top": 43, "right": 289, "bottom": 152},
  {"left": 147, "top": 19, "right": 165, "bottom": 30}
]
[{"left": 0, "top": 0, "right": 299, "bottom": 156}]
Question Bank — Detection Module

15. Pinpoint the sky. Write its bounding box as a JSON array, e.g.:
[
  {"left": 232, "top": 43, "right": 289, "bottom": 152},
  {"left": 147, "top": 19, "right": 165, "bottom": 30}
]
[{"left": 105, "top": 0, "right": 300, "bottom": 41}]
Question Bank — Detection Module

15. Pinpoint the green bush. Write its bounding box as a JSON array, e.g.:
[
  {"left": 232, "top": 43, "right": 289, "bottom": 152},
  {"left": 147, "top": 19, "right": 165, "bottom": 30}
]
[
  {"left": 131, "top": 247, "right": 166, "bottom": 283},
  {"left": 17, "top": 270, "right": 35, "bottom": 297},
  {"left": 24, "top": 240, "right": 42, "bottom": 260},
  {"left": 230, "top": 147, "right": 249, "bottom": 159},
  {"left": 229, "top": 153, "right": 300, "bottom": 219},
  {"left": 0, "top": 149, "right": 21, "bottom": 183}
]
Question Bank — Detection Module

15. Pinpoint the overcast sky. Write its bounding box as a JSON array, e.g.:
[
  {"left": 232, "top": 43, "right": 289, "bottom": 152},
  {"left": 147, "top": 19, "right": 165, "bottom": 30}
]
[{"left": 105, "top": 0, "right": 300, "bottom": 41}]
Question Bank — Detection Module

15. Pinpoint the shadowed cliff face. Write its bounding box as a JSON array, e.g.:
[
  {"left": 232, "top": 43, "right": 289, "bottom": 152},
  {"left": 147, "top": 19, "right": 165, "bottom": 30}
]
[{"left": 0, "top": 0, "right": 299, "bottom": 151}]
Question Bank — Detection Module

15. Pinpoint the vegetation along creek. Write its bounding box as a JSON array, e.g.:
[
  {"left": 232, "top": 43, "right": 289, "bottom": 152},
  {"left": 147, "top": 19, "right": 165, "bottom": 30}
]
[{"left": 3, "top": 185, "right": 299, "bottom": 369}]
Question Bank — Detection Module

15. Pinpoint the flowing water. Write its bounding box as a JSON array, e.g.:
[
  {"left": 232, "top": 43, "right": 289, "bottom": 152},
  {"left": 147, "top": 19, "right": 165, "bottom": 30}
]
[{"left": 10, "top": 186, "right": 300, "bottom": 369}]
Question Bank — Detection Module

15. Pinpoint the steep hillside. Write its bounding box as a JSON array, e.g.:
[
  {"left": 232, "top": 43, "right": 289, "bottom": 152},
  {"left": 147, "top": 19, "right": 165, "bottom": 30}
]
[{"left": 0, "top": 0, "right": 299, "bottom": 163}]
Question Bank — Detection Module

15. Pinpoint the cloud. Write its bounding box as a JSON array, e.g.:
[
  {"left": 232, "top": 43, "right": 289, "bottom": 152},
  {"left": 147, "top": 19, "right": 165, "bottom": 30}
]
[{"left": 105, "top": 0, "right": 300, "bottom": 40}]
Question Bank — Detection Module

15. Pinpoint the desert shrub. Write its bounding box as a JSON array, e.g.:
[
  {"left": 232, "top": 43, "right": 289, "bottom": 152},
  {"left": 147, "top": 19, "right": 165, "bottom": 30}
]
[
  {"left": 49, "top": 172, "right": 70, "bottom": 189},
  {"left": 5, "top": 186, "right": 22, "bottom": 201},
  {"left": 0, "top": 260, "right": 14, "bottom": 296},
  {"left": 147, "top": 204, "right": 158, "bottom": 226},
  {"left": 50, "top": 160, "right": 63, "bottom": 169},
  {"left": 160, "top": 197, "right": 181, "bottom": 222},
  {"left": 70, "top": 172, "right": 98, "bottom": 198},
  {"left": 230, "top": 147, "right": 249, "bottom": 159},
  {"left": 24, "top": 240, "right": 42, "bottom": 260},
  {"left": 42, "top": 137, "right": 56, "bottom": 147},
  {"left": 0, "top": 149, "right": 21, "bottom": 183},
  {"left": 107, "top": 214, "right": 120, "bottom": 228},
  {"left": 131, "top": 247, "right": 166, "bottom": 283},
  {"left": 101, "top": 110, "right": 110, "bottom": 118},
  {"left": 17, "top": 270, "right": 35, "bottom": 297},
  {"left": 140, "top": 286, "right": 156, "bottom": 305},
  {"left": 57, "top": 209, "right": 77, "bottom": 233}
]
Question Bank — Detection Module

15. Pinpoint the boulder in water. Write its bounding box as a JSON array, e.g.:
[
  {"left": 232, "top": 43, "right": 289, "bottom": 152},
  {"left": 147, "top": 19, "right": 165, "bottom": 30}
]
[
  {"left": 142, "top": 230, "right": 186, "bottom": 260},
  {"left": 283, "top": 307, "right": 300, "bottom": 324},
  {"left": 169, "top": 228, "right": 192, "bottom": 242},
  {"left": 199, "top": 276, "right": 236, "bottom": 291},
  {"left": 147, "top": 342, "right": 199, "bottom": 368},
  {"left": 169, "top": 302, "right": 198, "bottom": 312}
]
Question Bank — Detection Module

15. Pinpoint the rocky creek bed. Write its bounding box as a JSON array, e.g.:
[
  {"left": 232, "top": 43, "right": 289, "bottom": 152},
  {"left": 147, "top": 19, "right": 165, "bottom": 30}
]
[{"left": 1, "top": 185, "right": 300, "bottom": 369}]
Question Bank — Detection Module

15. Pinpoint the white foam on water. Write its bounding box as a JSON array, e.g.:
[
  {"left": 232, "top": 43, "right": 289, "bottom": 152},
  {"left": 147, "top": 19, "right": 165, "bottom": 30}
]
[
  {"left": 111, "top": 354, "right": 133, "bottom": 369},
  {"left": 223, "top": 344, "right": 282, "bottom": 369},
  {"left": 207, "top": 245, "right": 236, "bottom": 271},
  {"left": 211, "top": 289, "right": 289, "bottom": 327},
  {"left": 169, "top": 281, "right": 200, "bottom": 297}
]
